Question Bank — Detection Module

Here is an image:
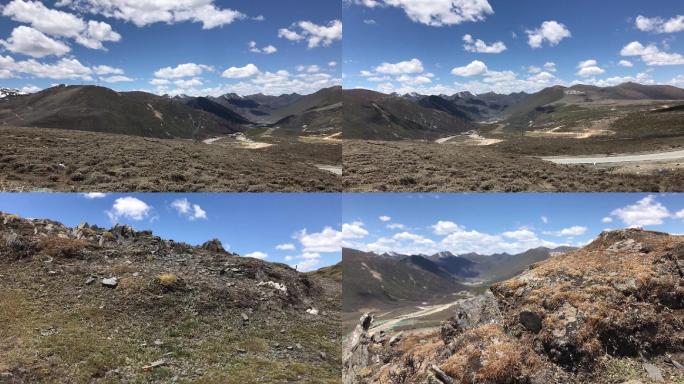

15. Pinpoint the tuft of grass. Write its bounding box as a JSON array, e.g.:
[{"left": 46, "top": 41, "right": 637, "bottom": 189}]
[{"left": 156, "top": 273, "right": 178, "bottom": 287}]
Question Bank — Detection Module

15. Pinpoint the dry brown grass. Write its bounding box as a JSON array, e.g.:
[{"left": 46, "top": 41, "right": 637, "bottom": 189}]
[
  {"left": 156, "top": 273, "right": 178, "bottom": 287},
  {"left": 37, "top": 237, "right": 88, "bottom": 258}
]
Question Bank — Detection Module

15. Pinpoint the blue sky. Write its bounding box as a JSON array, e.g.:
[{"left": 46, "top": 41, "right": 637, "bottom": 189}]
[
  {"left": 0, "top": 0, "right": 341, "bottom": 96},
  {"left": 342, "top": 193, "right": 684, "bottom": 256},
  {"left": 0, "top": 193, "right": 342, "bottom": 271},
  {"left": 343, "top": 0, "right": 684, "bottom": 94}
]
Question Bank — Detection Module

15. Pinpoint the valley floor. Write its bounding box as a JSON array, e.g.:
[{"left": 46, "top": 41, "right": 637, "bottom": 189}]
[
  {"left": 342, "top": 139, "right": 684, "bottom": 192},
  {"left": 0, "top": 126, "right": 342, "bottom": 192}
]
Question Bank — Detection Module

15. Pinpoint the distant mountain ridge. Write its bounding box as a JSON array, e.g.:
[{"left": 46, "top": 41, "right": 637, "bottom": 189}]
[
  {"left": 342, "top": 246, "right": 577, "bottom": 312},
  {"left": 344, "top": 82, "right": 684, "bottom": 139}
]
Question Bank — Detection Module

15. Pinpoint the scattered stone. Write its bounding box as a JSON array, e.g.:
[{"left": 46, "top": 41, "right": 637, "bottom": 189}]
[
  {"left": 295, "top": 343, "right": 302, "bottom": 350},
  {"left": 142, "top": 359, "right": 166, "bottom": 370},
  {"left": 201, "top": 239, "right": 226, "bottom": 253},
  {"left": 286, "top": 346, "right": 293, "bottom": 350},
  {"left": 389, "top": 332, "right": 403, "bottom": 346},
  {"left": 154, "top": 339, "right": 163, "bottom": 346},
  {"left": 236, "top": 348, "right": 247, "bottom": 353},
  {"left": 643, "top": 363, "right": 664, "bottom": 382},
  {"left": 0, "top": 372, "right": 13, "bottom": 378},
  {"left": 101, "top": 277, "right": 118, "bottom": 288},
  {"left": 241, "top": 313, "right": 249, "bottom": 322},
  {"left": 319, "top": 351, "right": 327, "bottom": 360},
  {"left": 519, "top": 310, "right": 543, "bottom": 333},
  {"left": 85, "top": 276, "right": 96, "bottom": 285},
  {"left": 306, "top": 307, "right": 319, "bottom": 315},
  {"left": 429, "top": 364, "right": 454, "bottom": 384}
]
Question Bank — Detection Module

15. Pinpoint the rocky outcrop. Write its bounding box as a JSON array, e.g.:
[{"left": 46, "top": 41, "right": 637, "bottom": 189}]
[{"left": 346, "top": 229, "right": 684, "bottom": 383}]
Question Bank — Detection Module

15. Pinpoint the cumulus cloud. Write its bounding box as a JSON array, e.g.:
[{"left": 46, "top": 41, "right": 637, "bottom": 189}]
[
  {"left": 56, "top": 0, "right": 246, "bottom": 29},
  {"left": 635, "top": 15, "right": 684, "bottom": 34},
  {"left": 93, "top": 65, "right": 123, "bottom": 75},
  {"left": 1, "top": 26, "right": 71, "bottom": 58},
  {"left": 81, "top": 192, "right": 107, "bottom": 199},
  {"left": 222, "top": 63, "right": 260, "bottom": 79},
  {"left": 0, "top": 55, "right": 93, "bottom": 80},
  {"left": 106, "top": 196, "right": 151, "bottom": 222},
  {"left": 295, "top": 226, "right": 342, "bottom": 253},
  {"left": 349, "top": 0, "right": 493, "bottom": 27},
  {"left": 276, "top": 243, "right": 296, "bottom": 251},
  {"left": 621, "top": 41, "right": 684, "bottom": 66},
  {"left": 278, "top": 20, "right": 342, "bottom": 48},
  {"left": 245, "top": 251, "right": 268, "bottom": 259},
  {"left": 248, "top": 41, "right": 277, "bottom": 54},
  {"left": 541, "top": 216, "right": 548, "bottom": 224},
  {"left": 576, "top": 59, "right": 605, "bottom": 77},
  {"left": 170, "top": 198, "right": 207, "bottom": 221},
  {"left": 542, "top": 226, "right": 587, "bottom": 237},
  {"left": 602, "top": 217, "right": 613, "bottom": 224},
  {"left": 154, "top": 63, "right": 213, "bottom": 79},
  {"left": 526, "top": 21, "right": 571, "bottom": 48},
  {"left": 610, "top": 195, "right": 670, "bottom": 227},
  {"left": 342, "top": 221, "right": 369, "bottom": 239},
  {"left": 618, "top": 60, "right": 634, "bottom": 68},
  {"left": 462, "top": 34, "right": 506, "bottom": 53},
  {"left": 379, "top": 215, "right": 391, "bottom": 222},
  {"left": 100, "top": 75, "right": 132, "bottom": 83},
  {"left": 451, "top": 60, "right": 488, "bottom": 76},
  {"left": 375, "top": 58, "right": 424, "bottom": 75},
  {"left": 2, "top": 0, "right": 120, "bottom": 51}
]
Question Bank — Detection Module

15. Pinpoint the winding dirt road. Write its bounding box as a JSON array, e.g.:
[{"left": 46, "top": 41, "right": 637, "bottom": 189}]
[{"left": 542, "top": 149, "right": 684, "bottom": 164}]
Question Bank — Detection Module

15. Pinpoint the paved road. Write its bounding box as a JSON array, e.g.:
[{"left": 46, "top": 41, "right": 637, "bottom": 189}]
[{"left": 542, "top": 149, "right": 684, "bottom": 164}]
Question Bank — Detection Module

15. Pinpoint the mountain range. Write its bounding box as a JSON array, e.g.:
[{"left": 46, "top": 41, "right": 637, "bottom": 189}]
[
  {"left": 0, "top": 85, "right": 341, "bottom": 139},
  {"left": 343, "top": 246, "right": 576, "bottom": 312},
  {"left": 343, "top": 82, "right": 684, "bottom": 140}
]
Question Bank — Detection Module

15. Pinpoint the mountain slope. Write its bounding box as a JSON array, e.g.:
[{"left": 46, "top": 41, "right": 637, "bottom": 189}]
[
  {"left": 0, "top": 85, "right": 243, "bottom": 138},
  {"left": 344, "top": 229, "right": 684, "bottom": 383},
  {"left": 342, "top": 248, "right": 464, "bottom": 312},
  {"left": 184, "top": 96, "right": 252, "bottom": 125},
  {"left": 0, "top": 211, "right": 341, "bottom": 382},
  {"left": 343, "top": 89, "right": 472, "bottom": 140}
]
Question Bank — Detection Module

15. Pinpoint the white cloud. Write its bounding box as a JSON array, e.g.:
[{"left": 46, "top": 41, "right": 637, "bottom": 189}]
[
  {"left": 541, "top": 216, "right": 548, "bottom": 224},
  {"left": 610, "top": 195, "right": 670, "bottom": 227},
  {"left": 636, "top": 15, "right": 684, "bottom": 34},
  {"left": 576, "top": 59, "right": 605, "bottom": 77},
  {"left": 75, "top": 20, "right": 121, "bottom": 50},
  {"left": 170, "top": 198, "right": 207, "bottom": 221},
  {"left": 93, "top": 65, "right": 123, "bottom": 75},
  {"left": 1, "top": 26, "right": 71, "bottom": 58},
  {"left": 375, "top": 58, "right": 424, "bottom": 75},
  {"left": 618, "top": 60, "right": 634, "bottom": 68},
  {"left": 342, "top": 221, "right": 369, "bottom": 239},
  {"left": 620, "top": 41, "right": 684, "bottom": 66},
  {"left": 296, "top": 226, "right": 342, "bottom": 253},
  {"left": 106, "top": 197, "right": 151, "bottom": 222},
  {"left": 56, "top": 0, "right": 245, "bottom": 29},
  {"left": 20, "top": 85, "right": 40, "bottom": 93},
  {"left": 527, "top": 65, "right": 541, "bottom": 74},
  {"left": 386, "top": 223, "right": 405, "bottom": 230},
  {"left": 245, "top": 251, "right": 268, "bottom": 260},
  {"left": 276, "top": 243, "right": 296, "bottom": 251},
  {"left": 602, "top": 217, "right": 613, "bottom": 224},
  {"left": 0, "top": 55, "right": 93, "bottom": 80},
  {"left": 432, "top": 220, "right": 463, "bottom": 235},
  {"left": 351, "top": 0, "right": 493, "bottom": 27},
  {"left": 154, "top": 63, "right": 213, "bottom": 79},
  {"left": 279, "top": 20, "right": 342, "bottom": 48},
  {"left": 328, "top": 61, "right": 338, "bottom": 67},
  {"left": 248, "top": 41, "right": 277, "bottom": 54},
  {"left": 289, "top": 252, "right": 322, "bottom": 271},
  {"left": 379, "top": 215, "right": 391, "bottom": 222},
  {"left": 526, "top": 21, "right": 571, "bottom": 48},
  {"left": 100, "top": 75, "right": 133, "bottom": 83},
  {"left": 542, "top": 226, "right": 587, "bottom": 237},
  {"left": 462, "top": 34, "right": 506, "bottom": 53},
  {"left": 81, "top": 192, "right": 107, "bottom": 199},
  {"left": 363, "top": 19, "right": 376, "bottom": 25},
  {"left": 451, "top": 60, "right": 488, "bottom": 76},
  {"left": 2, "top": 0, "right": 120, "bottom": 51},
  {"left": 544, "top": 62, "right": 557, "bottom": 72},
  {"left": 222, "top": 63, "right": 260, "bottom": 79}
]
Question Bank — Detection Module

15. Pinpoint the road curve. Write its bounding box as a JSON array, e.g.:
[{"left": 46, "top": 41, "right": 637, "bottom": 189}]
[{"left": 542, "top": 149, "right": 684, "bottom": 164}]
